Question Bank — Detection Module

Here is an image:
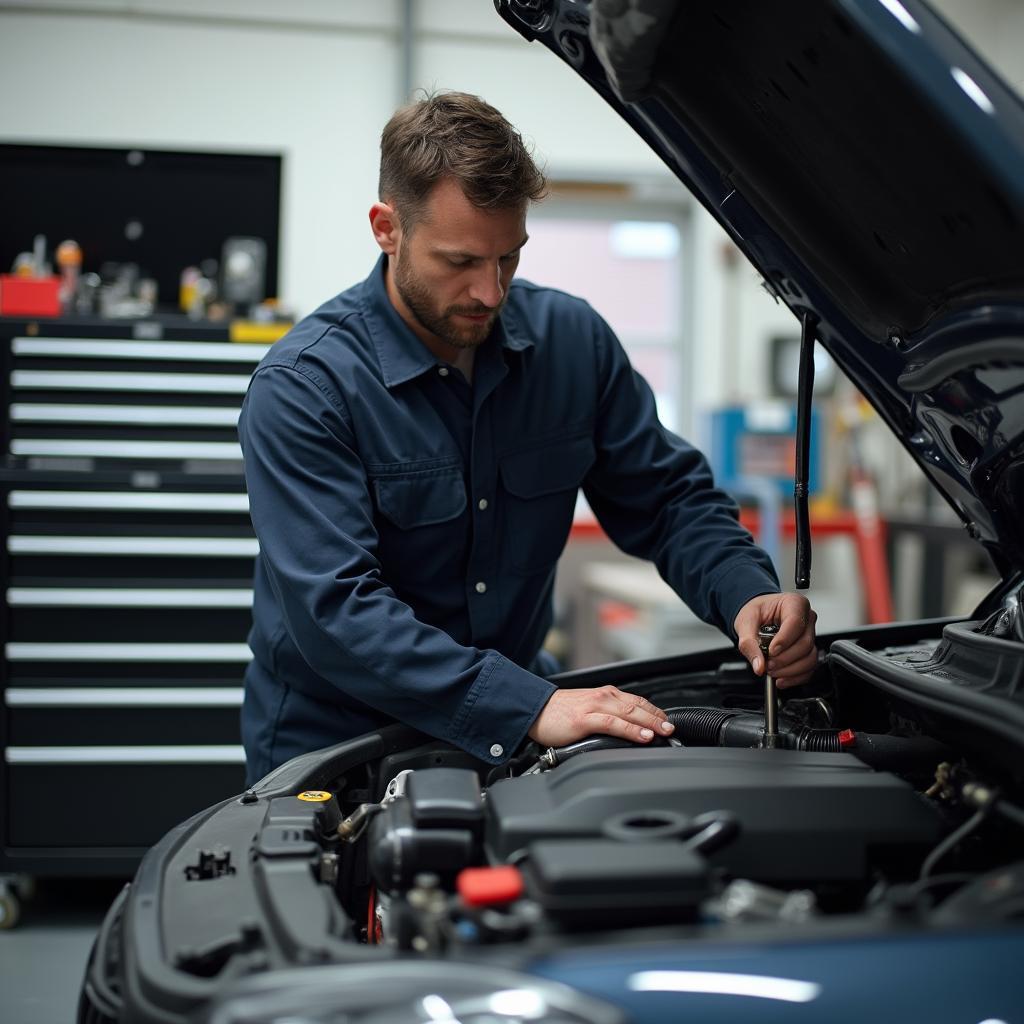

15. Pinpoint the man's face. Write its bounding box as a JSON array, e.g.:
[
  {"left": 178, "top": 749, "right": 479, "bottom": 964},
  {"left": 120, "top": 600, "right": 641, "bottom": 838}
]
[{"left": 384, "top": 178, "right": 529, "bottom": 353}]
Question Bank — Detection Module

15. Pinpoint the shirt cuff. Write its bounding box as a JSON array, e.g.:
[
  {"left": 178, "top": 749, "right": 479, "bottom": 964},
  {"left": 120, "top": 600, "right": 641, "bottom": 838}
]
[
  {"left": 709, "top": 560, "right": 781, "bottom": 642},
  {"left": 449, "top": 653, "right": 556, "bottom": 764}
]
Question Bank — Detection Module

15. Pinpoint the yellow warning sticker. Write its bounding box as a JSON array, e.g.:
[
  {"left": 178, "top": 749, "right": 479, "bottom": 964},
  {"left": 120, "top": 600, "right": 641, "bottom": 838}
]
[{"left": 297, "top": 790, "right": 332, "bottom": 803}]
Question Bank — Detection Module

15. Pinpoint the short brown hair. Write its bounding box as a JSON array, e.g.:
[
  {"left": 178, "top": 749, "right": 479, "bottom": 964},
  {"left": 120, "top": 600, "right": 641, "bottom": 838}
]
[{"left": 379, "top": 91, "right": 547, "bottom": 229}]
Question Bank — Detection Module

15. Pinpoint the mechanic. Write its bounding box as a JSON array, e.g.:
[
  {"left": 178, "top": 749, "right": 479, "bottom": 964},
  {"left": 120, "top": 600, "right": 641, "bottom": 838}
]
[{"left": 238, "top": 92, "right": 818, "bottom": 784}]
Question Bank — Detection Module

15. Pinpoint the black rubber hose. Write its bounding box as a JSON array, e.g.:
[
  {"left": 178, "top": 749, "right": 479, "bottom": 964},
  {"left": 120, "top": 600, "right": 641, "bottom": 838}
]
[
  {"left": 666, "top": 707, "right": 743, "bottom": 744},
  {"left": 719, "top": 713, "right": 770, "bottom": 748},
  {"left": 791, "top": 727, "right": 843, "bottom": 753},
  {"left": 832, "top": 733, "right": 954, "bottom": 772},
  {"left": 543, "top": 707, "right": 952, "bottom": 775},
  {"left": 666, "top": 707, "right": 952, "bottom": 772},
  {"left": 545, "top": 712, "right": 731, "bottom": 768}
]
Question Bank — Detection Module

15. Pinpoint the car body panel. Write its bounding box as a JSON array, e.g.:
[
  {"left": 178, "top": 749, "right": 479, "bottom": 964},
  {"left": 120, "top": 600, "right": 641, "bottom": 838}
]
[{"left": 526, "top": 927, "right": 1022, "bottom": 1023}]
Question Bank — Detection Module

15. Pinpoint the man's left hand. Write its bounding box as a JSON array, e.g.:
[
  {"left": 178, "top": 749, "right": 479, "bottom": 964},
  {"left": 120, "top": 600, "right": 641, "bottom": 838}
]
[{"left": 734, "top": 592, "right": 818, "bottom": 688}]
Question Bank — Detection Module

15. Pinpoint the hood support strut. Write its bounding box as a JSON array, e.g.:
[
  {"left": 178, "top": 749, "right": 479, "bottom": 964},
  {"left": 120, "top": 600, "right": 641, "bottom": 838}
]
[{"left": 794, "top": 311, "right": 818, "bottom": 589}]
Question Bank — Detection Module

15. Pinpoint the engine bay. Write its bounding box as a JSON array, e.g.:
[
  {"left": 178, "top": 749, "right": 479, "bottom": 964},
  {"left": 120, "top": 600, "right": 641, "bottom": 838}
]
[{"left": 83, "top": 614, "right": 1024, "bottom": 1021}]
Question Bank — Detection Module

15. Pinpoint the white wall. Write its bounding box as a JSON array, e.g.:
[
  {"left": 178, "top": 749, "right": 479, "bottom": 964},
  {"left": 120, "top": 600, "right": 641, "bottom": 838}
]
[
  {"left": 0, "top": 3, "right": 398, "bottom": 315},
  {"left": 0, "top": 0, "right": 1020, "bottom": 399},
  {"left": 0, "top": 0, "right": 663, "bottom": 317},
  {"left": 413, "top": 2, "right": 664, "bottom": 181}
]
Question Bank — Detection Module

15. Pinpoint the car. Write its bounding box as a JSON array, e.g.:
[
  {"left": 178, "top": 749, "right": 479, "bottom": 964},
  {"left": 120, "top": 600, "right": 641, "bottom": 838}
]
[{"left": 79, "top": 1, "right": 1024, "bottom": 1021}]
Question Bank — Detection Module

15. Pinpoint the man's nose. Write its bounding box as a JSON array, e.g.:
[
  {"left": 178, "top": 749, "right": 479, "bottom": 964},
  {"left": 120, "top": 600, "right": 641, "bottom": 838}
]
[{"left": 468, "top": 263, "right": 504, "bottom": 308}]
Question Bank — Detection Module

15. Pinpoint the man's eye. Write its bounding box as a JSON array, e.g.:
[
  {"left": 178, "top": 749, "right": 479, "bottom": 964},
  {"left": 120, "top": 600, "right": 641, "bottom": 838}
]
[{"left": 448, "top": 258, "right": 472, "bottom": 268}]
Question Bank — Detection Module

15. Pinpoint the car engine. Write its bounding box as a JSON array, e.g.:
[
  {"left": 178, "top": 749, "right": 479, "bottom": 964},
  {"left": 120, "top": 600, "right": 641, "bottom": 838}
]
[{"left": 81, "top": 615, "right": 1024, "bottom": 1023}]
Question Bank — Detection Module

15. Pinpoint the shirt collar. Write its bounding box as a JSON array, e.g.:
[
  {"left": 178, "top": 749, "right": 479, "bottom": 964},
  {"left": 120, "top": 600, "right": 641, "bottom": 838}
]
[
  {"left": 360, "top": 254, "right": 535, "bottom": 389},
  {"left": 498, "top": 296, "right": 536, "bottom": 354}
]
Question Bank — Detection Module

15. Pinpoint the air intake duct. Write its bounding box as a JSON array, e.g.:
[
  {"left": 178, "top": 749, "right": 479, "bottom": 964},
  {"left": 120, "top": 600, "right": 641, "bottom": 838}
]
[{"left": 665, "top": 708, "right": 950, "bottom": 771}]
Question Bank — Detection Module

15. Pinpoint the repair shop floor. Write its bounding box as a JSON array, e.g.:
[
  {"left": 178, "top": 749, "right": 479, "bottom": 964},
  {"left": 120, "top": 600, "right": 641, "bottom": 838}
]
[{"left": 0, "top": 878, "right": 125, "bottom": 1023}]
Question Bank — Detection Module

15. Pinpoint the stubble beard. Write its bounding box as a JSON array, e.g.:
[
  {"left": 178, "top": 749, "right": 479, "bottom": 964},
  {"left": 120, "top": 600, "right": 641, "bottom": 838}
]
[{"left": 392, "top": 253, "right": 501, "bottom": 350}]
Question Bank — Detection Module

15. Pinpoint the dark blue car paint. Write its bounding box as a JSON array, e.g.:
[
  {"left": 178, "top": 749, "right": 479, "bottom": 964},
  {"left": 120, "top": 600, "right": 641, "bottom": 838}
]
[{"left": 526, "top": 927, "right": 1021, "bottom": 1022}]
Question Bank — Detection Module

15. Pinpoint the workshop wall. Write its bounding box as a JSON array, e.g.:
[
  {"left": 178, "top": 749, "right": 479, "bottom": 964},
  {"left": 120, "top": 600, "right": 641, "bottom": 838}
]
[
  {"left": 0, "top": 0, "right": 663, "bottom": 319},
  {"left": 0, "top": 0, "right": 1020, "bottom": 655},
  {"left": 0, "top": 3, "right": 393, "bottom": 317},
  {"left": 0, "top": 0, "right": 1020, "bottom": 489},
  {"left": 414, "top": 1, "right": 663, "bottom": 180}
]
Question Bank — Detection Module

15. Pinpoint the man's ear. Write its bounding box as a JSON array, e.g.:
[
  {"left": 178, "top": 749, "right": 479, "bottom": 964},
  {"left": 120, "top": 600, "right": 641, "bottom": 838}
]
[{"left": 369, "top": 202, "right": 401, "bottom": 255}]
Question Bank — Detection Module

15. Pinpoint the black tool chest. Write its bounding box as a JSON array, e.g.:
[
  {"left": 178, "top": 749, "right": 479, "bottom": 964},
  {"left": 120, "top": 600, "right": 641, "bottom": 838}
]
[{"left": 0, "top": 318, "right": 268, "bottom": 879}]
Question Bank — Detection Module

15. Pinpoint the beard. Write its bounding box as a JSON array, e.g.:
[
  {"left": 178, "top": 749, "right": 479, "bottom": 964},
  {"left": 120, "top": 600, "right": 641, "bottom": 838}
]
[{"left": 392, "top": 253, "right": 502, "bottom": 350}]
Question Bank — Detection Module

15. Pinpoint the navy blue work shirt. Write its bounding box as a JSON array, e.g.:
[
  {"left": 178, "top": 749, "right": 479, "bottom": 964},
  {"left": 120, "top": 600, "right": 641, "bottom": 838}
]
[{"left": 238, "top": 255, "right": 779, "bottom": 780}]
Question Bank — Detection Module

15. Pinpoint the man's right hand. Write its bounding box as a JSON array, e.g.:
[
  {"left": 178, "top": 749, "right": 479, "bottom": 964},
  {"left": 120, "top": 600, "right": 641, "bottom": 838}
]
[{"left": 528, "top": 685, "right": 675, "bottom": 748}]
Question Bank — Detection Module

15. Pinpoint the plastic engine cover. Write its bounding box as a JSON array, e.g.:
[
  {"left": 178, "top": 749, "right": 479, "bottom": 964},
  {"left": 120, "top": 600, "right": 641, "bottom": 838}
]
[{"left": 486, "top": 747, "right": 943, "bottom": 882}]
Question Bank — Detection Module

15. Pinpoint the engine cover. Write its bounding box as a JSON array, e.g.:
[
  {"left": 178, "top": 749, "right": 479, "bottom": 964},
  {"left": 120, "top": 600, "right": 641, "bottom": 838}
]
[{"left": 486, "top": 747, "right": 943, "bottom": 882}]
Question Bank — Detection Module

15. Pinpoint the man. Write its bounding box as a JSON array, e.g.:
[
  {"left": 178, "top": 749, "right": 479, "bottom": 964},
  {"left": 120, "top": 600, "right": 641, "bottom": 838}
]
[{"left": 238, "top": 92, "right": 817, "bottom": 783}]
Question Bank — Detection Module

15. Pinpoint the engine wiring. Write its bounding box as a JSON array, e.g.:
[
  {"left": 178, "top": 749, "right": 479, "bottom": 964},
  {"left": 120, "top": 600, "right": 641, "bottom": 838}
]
[
  {"left": 916, "top": 766, "right": 1024, "bottom": 881},
  {"left": 920, "top": 807, "right": 991, "bottom": 880}
]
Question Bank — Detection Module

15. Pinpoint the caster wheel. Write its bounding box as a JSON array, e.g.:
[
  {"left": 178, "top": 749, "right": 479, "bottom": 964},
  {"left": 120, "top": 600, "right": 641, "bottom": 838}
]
[{"left": 0, "top": 889, "right": 20, "bottom": 930}]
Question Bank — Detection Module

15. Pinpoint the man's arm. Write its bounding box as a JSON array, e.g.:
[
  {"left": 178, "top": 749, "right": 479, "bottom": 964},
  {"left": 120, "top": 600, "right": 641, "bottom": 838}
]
[
  {"left": 579, "top": 309, "right": 817, "bottom": 683},
  {"left": 240, "top": 363, "right": 674, "bottom": 760},
  {"left": 240, "top": 364, "right": 556, "bottom": 763}
]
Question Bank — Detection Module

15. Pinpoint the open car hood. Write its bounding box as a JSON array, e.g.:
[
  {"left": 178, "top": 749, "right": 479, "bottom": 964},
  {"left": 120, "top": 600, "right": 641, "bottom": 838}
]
[{"left": 496, "top": 0, "right": 1024, "bottom": 580}]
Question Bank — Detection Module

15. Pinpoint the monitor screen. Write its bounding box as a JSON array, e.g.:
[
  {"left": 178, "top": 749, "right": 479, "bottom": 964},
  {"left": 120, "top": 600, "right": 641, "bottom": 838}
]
[{"left": 0, "top": 143, "right": 282, "bottom": 309}]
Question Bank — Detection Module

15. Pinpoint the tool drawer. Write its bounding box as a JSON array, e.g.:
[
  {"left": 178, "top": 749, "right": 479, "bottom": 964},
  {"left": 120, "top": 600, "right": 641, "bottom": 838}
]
[{"left": 0, "top": 324, "right": 268, "bottom": 875}]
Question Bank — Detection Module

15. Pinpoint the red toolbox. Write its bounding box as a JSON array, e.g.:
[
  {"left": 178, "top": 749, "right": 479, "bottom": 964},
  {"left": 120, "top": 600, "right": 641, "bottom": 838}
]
[{"left": 0, "top": 275, "right": 61, "bottom": 317}]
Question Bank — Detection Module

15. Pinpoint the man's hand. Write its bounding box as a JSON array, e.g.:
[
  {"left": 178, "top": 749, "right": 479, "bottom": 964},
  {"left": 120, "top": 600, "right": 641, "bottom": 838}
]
[
  {"left": 528, "top": 685, "right": 675, "bottom": 748},
  {"left": 734, "top": 592, "right": 818, "bottom": 688}
]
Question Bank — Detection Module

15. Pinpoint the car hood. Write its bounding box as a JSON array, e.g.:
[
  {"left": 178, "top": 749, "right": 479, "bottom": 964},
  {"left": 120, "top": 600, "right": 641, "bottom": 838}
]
[{"left": 496, "top": 0, "right": 1024, "bottom": 580}]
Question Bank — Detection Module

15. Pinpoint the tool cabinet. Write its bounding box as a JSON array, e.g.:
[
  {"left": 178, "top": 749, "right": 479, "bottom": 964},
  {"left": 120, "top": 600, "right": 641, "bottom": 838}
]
[{"left": 0, "top": 320, "right": 266, "bottom": 887}]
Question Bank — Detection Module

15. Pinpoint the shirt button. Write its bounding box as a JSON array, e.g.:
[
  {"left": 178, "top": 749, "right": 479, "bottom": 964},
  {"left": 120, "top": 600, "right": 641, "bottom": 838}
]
[
  {"left": 475, "top": 581, "right": 487, "bottom": 594},
  {"left": 490, "top": 743, "right": 504, "bottom": 758},
  {"left": 477, "top": 498, "right": 488, "bottom": 511},
  {"left": 438, "top": 366, "right": 450, "bottom": 377}
]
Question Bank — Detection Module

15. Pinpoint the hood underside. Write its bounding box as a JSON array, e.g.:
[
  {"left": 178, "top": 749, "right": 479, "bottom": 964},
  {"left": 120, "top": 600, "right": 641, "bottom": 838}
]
[{"left": 497, "top": 0, "right": 1024, "bottom": 577}]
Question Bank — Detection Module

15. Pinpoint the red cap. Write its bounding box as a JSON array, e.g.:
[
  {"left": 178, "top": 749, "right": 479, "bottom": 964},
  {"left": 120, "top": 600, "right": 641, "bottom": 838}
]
[
  {"left": 838, "top": 729, "right": 857, "bottom": 748},
  {"left": 457, "top": 865, "right": 524, "bottom": 907}
]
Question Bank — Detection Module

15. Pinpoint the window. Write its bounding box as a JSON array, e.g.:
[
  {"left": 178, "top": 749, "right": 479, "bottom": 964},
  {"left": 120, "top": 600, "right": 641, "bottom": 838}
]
[{"left": 518, "top": 211, "right": 686, "bottom": 431}]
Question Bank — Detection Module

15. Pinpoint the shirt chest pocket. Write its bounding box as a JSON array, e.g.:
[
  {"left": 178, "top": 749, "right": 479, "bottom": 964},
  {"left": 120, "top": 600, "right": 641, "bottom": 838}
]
[
  {"left": 499, "top": 434, "right": 596, "bottom": 575},
  {"left": 371, "top": 466, "right": 468, "bottom": 578}
]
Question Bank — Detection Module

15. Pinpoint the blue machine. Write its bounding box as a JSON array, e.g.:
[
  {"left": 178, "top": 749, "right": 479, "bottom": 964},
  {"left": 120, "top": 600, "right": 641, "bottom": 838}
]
[
  {"left": 706, "top": 404, "right": 821, "bottom": 501},
  {"left": 705, "top": 404, "right": 822, "bottom": 568}
]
